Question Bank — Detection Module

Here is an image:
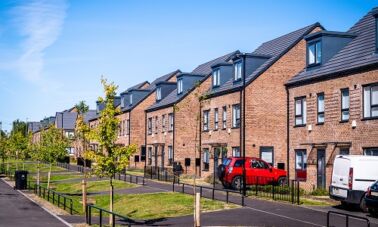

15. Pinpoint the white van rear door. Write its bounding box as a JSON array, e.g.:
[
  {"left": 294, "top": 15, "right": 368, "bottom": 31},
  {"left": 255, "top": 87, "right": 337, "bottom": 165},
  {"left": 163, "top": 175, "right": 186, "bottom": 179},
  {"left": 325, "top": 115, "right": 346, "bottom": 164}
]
[{"left": 332, "top": 156, "right": 350, "bottom": 189}]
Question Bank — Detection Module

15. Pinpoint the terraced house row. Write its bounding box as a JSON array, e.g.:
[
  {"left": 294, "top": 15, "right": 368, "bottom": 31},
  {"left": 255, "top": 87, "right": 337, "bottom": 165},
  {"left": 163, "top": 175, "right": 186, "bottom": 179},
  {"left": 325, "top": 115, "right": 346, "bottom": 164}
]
[{"left": 30, "top": 8, "right": 378, "bottom": 191}]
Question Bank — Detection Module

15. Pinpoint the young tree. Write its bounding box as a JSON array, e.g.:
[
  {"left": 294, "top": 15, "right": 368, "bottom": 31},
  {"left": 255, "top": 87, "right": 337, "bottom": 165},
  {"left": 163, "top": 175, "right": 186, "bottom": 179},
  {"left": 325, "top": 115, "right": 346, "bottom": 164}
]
[
  {"left": 8, "top": 131, "right": 29, "bottom": 170},
  {"left": 74, "top": 100, "right": 90, "bottom": 212},
  {"left": 0, "top": 130, "right": 9, "bottom": 172},
  {"left": 40, "top": 126, "right": 70, "bottom": 188},
  {"left": 86, "top": 78, "right": 136, "bottom": 225},
  {"left": 28, "top": 135, "right": 43, "bottom": 190}
]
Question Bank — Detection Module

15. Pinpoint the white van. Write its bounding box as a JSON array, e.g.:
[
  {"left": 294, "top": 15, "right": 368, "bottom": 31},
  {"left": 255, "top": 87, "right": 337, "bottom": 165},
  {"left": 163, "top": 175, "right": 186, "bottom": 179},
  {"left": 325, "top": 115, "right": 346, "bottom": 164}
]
[{"left": 330, "top": 155, "right": 378, "bottom": 209}]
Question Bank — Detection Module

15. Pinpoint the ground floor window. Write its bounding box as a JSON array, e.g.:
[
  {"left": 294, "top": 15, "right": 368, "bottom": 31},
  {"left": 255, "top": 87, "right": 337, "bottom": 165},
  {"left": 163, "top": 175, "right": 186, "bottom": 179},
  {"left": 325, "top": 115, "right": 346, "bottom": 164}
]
[
  {"left": 66, "top": 147, "right": 75, "bottom": 155},
  {"left": 148, "top": 147, "right": 152, "bottom": 165},
  {"left": 232, "top": 147, "right": 240, "bottom": 157},
  {"left": 203, "top": 148, "right": 209, "bottom": 171},
  {"left": 168, "top": 146, "right": 173, "bottom": 166},
  {"left": 339, "top": 147, "right": 350, "bottom": 155},
  {"left": 260, "top": 146, "right": 274, "bottom": 166},
  {"left": 364, "top": 148, "right": 378, "bottom": 156},
  {"left": 295, "top": 150, "right": 307, "bottom": 181}
]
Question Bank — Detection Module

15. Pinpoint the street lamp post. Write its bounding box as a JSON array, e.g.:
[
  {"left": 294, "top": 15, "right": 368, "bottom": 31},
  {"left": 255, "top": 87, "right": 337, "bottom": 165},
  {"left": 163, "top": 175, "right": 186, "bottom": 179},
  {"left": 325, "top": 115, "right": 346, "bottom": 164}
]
[{"left": 241, "top": 54, "right": 247, "bottom": 197}]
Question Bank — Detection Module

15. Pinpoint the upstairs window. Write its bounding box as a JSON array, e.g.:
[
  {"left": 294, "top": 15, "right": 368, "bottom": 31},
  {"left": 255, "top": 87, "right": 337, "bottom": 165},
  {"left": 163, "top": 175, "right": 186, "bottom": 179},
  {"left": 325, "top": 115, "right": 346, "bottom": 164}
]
[
  {"left": 308, "top": 41, "right": 322, "bottom": 66},
  {"left": 234, "top": 61, "right": 242, "bottom": 81},
  {"left": 168, "top": 146, "right": 173, "bottom": 165},
  {"left": 222, "top": 106, "right": 227, "bottom": 129},
  {"left": 126, "top": 120, "right": 130, "bottom": 135},
  {"left": 317, "top": 93, "right": 325, "bottom": 124},
  {"left": 212, "top": 69, "right": 220, "bottom": 87},
  {"left": 147, "top": 118, "right": 152, "bottom": 135},
  {"left": 168, "top": 113, "right": 174, "bottom": 131},
  {"left": 341, "top": 89, "right": 350, "bottom": 121},
  {"left": 203, "top": 110, "right": 209, "bottom": 131},
  {"left": 177, "top": 79, "right": 183, "bottom": 94},
  {"left": 363, "top": 84, "right": 378, "bottom": 119},
  {"left": 232, "top": 104, "right": 240, "bottom": 128},
  {"left": 295, "top": 97, "right": 307, "bottom": 126},
  {"left": 129, "top": 94, "right": 133, "bottom": 105},
  {"left": 214, "top": 108, "right": 219, "bottom": 130},
  {"left": 155, "top": 116, "right": 158, "bottom": 134},
  {"left": 203, "top": 148, "right": 210, "bottom": 171},
  {"left": 162, "top": 114, "right": 166, "bottom": 132},
  {"left": 156, "top": 87, "right": 162, "bottom": 101}
]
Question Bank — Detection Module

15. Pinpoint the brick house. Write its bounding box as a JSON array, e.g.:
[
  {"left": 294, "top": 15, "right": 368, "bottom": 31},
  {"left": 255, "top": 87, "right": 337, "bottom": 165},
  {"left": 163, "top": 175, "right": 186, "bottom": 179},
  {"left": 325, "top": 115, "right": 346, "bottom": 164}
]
[
  {"left": 200, "top": 23, "right": 323, "bottom": 178},
  {"left": 30, "top": 116, "right": 55, "bottom": 144},
  {"left": 145, "top": 52, "right": 238, "bottom": 175},
  {"left": 72, "top": 109, "right": 97, "bottom": 159},
  {"left": 55, "top": 108, "right": 79, "bottom": 156},
  {"left": 286, "top": 8, "right": 378, "bottom": 191},
  {"left": 115, "top": 70, "right": 180, "bottom": 168}
]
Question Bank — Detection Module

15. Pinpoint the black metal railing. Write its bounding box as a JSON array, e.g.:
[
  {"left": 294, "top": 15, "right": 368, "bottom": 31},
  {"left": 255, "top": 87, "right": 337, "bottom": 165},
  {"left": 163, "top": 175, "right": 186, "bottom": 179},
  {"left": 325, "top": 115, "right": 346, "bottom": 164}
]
[
  {"left": 86, "top": 204, "right": 133, "bottom": 227},
  {"left": 246, "top": 177, "right": 301, "bottom": 204},
  {"left": 32, "top": 183, "right": 74, "bottom": 215},
  {"left": 116, "top": 172, "right": 145, "bottom": 185},
  {"left": 144, "top": 166, "right": 179, "bottom": 183},
  {"left": 327, "top": 211, "right": 370, "bottom": 227}
]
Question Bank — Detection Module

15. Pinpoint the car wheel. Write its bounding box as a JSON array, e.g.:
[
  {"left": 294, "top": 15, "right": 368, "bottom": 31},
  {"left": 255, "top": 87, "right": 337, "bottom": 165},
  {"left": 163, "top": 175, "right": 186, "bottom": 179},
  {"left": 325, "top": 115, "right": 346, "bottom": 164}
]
[
  {"left": 232, "top": 176, "right": 243, "bottom": 190},
  {"left": 360, "top": 197, "right": 368, "bottom": 213},
  {"left": 277, "top": 177, "right": 286, "bottom": 186}
]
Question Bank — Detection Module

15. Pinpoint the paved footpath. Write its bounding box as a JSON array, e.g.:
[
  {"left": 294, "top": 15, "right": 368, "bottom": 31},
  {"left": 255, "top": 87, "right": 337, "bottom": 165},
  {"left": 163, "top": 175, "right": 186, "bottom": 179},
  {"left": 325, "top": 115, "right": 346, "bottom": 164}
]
[{"left": 0, "top": 178, "right": 68, "bottom": 227}]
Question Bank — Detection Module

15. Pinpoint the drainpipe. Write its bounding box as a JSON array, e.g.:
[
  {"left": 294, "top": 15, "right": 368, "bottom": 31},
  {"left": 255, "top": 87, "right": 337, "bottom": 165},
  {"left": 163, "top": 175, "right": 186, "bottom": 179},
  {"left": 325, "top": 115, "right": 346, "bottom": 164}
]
[
  {"left": 198, "top": 101, "right": 202, "bottom": 177},
  {"left": 128, "top": 112, "right": 131, "bottom": 145},
  {"left": 144, "top": 111, "right": 147, "bottom": 169},
  {"left": 286, "top": 86, "right": 290, "bottom": 181},
  {"left": 242, "top": 54, "right": 247, "bottom": 197},
  {"left": 172, "top": 107, "right": 175, "bottom": 165}
]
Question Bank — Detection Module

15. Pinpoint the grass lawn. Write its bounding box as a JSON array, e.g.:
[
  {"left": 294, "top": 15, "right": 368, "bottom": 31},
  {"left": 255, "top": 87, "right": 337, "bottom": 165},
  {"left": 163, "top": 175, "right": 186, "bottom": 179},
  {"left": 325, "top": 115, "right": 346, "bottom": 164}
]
[
  {"left": 47, "top": 180, "right": 138, "bottom": 194},
  {"left": 71, "top": 192, "right": 238, "bottom": 219},
  {"left": 5, "top": 163, "right": 65, "bottom": 174},
  {"left": 126, "top": 168, "right": 144, "bottom": 176},
  {"left": 32, "top": 173, "right": 83, "bottom": 182}
]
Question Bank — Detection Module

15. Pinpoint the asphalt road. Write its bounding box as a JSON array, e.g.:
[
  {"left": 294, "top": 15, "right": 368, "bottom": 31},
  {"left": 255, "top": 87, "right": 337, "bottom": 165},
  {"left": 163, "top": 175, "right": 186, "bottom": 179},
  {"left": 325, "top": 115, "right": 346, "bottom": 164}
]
[{"left": 0, "top": 178, "right": 68, "bottom": 227}]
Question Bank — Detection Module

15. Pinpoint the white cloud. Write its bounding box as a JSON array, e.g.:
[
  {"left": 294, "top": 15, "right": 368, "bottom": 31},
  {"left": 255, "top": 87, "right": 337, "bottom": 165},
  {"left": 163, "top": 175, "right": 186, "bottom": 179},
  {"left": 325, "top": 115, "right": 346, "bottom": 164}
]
[{"left": 12, "top": 0, "right": 68, "bottom": 81}]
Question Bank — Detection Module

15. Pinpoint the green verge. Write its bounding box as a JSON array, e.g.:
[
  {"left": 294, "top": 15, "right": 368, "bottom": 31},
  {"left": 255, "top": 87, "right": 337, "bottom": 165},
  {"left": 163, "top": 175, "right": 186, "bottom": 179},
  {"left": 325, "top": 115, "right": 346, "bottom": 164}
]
[{"left": 46, "top": 180, "right": 138, "bottom": 194}]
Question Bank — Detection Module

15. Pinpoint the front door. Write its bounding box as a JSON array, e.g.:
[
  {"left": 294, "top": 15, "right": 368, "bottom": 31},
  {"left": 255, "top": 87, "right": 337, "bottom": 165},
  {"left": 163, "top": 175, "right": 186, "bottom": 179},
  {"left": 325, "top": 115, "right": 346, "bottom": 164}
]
[
  {"left": 213, "top": 147, "right": 220, "bottom": 178},
  {"left": 154, "top": 146, "right": 158, "bottom": 168},
  {"left": 317, "top": 149, "right": 326, "bottom": 189}
]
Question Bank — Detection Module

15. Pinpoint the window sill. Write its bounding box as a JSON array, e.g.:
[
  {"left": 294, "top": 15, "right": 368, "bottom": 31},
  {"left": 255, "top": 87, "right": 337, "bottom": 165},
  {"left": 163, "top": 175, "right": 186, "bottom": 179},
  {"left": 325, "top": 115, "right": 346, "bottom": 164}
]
[
  {"left": 213, "top": 129, "right": 218, "bottom": 131},
  {"left": 339, "top": 120, "right": 349, "bottom": 123},
  {"left": 316, "top": 122, "right": 324, "bottom": 126},
  {"left": 231, "top": 126, "right": 240, "bottom": 129},
  {"left": 202, "top": 169, "right": 209, "bottom": 172},
  {"left": 202, "top": 130, "right": 209, "bottom": 132},
  {"left": 362, "top": 117, "right": 378, "bottom": 121},
  {"left": 221, "top": 128, "right": 227, "bottom": 130},
  {"left": 307, "top": 62, "right": 321, "bottom": 68},
  {"left": 293, "top": 124, "right": 306, "bottom": 128}
]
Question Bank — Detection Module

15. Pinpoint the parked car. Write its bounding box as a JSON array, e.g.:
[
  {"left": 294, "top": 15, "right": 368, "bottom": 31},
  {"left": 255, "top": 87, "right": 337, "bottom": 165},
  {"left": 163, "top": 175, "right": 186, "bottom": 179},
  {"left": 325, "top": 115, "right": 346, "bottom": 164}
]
[
  {"left": 218, "top": 157, "right": 287, "bottom": 190},
  {"left": 365, "top": 181, "right": 378, "bottom": 217},
  {"left": 329, "top": 155, "right": 378, "bottom": 211}
]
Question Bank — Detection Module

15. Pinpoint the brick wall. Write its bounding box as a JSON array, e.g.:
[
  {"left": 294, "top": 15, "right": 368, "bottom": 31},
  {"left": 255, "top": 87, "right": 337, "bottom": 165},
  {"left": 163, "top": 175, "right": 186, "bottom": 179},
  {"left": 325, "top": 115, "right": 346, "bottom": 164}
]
[{"left": 288, "top": 69, "right": 378, "bottom": 191}]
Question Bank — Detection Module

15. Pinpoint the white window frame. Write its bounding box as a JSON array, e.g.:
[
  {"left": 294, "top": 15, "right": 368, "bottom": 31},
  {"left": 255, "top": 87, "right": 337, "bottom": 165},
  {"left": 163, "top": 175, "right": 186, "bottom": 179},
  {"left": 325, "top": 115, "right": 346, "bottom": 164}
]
[
  {"left": 308, "top": 41, "right": 322, "bottom": 65},
  {"left": 212, "top": 69, "right": 220, "bottom": 87},
  {"left": 130, "top": 94, "right": 133, "bottom": 105},
  {"left": 162, "top": 114, "right": 166, "bottom": 132},
  {"left": 168, "top": 113, "right": 174, "bottom": 131},
  {"left": 317, "top": 93, "right": 325, "bottom": 124},
  {"left": 214, "top": 108, "right": 219, "bottom": 130},
  {"left": 156, "top": 87, "right": 162, "bottom": 101},
  {"left": 232, "top": 147, "right": 240, "bottom": 157},
  {"left": 234, "top": 61, "right": 242, "bottom": 81},
  {"left": 147, "top": 118, "right": 152, "bottom": 135},
  {"left": 177, "top": 79, "right": 183, "bottom": 94},
  {"left": 363, "top": 84, "right": 378, "bottom": 119},
  {"left": 295, "top": 97, "right": 307, "bottom": 126},
  {"left": 222, "top": 106, "right": 227, "bottom": 129},
  {"left": 203, "top": 110, "right": 209, "bottom": 131},
  {"left": 232, "top": 104, "right": 240, "bottom": 128},
  {"left": 341, "top": 88, "right": 350, "bottom": 121}
]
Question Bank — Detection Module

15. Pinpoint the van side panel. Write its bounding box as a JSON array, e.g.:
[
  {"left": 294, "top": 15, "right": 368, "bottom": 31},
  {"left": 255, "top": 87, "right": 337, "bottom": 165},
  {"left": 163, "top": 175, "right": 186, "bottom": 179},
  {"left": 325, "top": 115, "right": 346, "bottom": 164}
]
[{"left": 353, "top": 158, "right": 378, "bottom": 191}]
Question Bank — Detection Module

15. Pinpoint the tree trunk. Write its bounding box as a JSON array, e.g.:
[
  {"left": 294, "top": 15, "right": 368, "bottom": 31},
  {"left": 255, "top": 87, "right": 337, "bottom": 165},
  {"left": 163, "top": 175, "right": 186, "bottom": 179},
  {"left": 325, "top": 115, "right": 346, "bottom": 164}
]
[
  {"left": 47, "top": 163, "right": 52, "bottom": 189},
  {"left": 109, "top": 177, "right": 114, "bottom": 226}
]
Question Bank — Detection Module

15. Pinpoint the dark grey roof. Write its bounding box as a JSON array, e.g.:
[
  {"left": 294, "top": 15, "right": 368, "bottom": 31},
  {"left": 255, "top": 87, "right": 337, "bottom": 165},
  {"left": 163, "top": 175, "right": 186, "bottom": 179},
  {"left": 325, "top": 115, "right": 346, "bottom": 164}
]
[
  {"left": 28, "top": 122, "right": 42, "bottom": 133},
  {"left": 83, "top": 110, "right": 97, "bottom": 123},
  {"left": 209, "top": 23, "right": 322, "bottom": 96},
  {"left": 55, "top": 112, "right": 78, "bottom": 130},
  {"left": 191, "top": 51, "right": 240, "bottom": 75},
  {"left": 287, "top": 8, "right": 378, "bottom": 85},
  {"left": 146, "top": 51, "right": 239, "bottom": 111},
  {"left": 120, "top": 81, "right": 149, "bottom": 95}
]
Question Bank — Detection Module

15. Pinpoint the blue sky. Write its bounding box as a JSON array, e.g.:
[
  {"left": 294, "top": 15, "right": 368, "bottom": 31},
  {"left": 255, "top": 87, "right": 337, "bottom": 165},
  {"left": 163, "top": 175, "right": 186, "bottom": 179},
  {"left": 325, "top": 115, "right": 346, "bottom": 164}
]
[{"left": 0, "top": 0, "right": 376, "bottom": 131}]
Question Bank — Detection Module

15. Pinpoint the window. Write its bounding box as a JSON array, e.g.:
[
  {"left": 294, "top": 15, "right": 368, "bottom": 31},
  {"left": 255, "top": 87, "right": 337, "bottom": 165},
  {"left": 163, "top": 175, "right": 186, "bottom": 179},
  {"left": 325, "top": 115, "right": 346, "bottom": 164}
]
[
  {"left": 156, "top": 87, "right": 162, "bottom": 101},
  {"left": 214, "top": 108, "right": 219, "bottom": 130},
  {"left": 203, "top": 148, "right": 209, "bottom": 171},
  {"left": 129, "top": 94, "right": 133, "bottom": 105},
  {"left": 251, "top": 159, "right": 269, "bottom": 169},
  {"left": 363, "top": 84, "right": 378, "bottom": 119},
  {"left": 295, "top": 150, "right": 307, "bottom": 181},
  {"left": 168, "top": 113, "right": 174, "bottom": 131},
  {"left": 232, "top": 147, "right": 240, "bottom": 157},
  {"left": 295, "top": 97, "right": 306, "bottom": 126},
  {"left": 147, "top": 118, "right": 152, "bottom": 135},
  {"left": 203, "top": 110, "right": 209, "bottom": 131},
  {"left": 222, "top": 106, "right": 227, "bottom": 129},
  {"left": 168, "top": 146, "right": 173, "bottom": 165},
  {"left": 232, "top": 104, "right": 240, "bottom": 128},
  {"left": 364, "top": 148, "right": 378, "bottom": 156},
  {"left": 308, "top": 41, "right": 321, "bottom": 65},
  {"left": 339, "top": 148, "right": 350, "bottom": 155},
  {"left": 148, "top": 147, "right": 152, "bottom": 165},
  {"left": 154, "top": 116, "right": 158, "bottom": 134},
  {"left": 162, "top": 114, "right": 166, "bottom": 132},
  {"left": 317, "top": 93, "right": 325, "bottom": 124},
  {"left": 121, "top": 97, "right": 125, "bottom": 108},
  {"left": 234, "top": 61, "right": 242, "bottom": 81},
  {"left": 260, "top": 147, "right": 274, "bottom": 166},
  {"left": 177, "top": 79, "right": 183, "bottom": 94},
  {"left": 212, "top": 69, "right": 220, "bottom": 87},
  {"left": 340, "top": 89, "right": 350, "bottom": 121}
]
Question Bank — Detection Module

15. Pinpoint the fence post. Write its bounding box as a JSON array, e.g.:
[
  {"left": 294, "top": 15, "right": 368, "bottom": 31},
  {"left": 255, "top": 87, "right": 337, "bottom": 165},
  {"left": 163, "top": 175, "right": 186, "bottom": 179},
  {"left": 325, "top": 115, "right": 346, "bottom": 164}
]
[
  {"left": 182, "top": 183, "right": 185, "bottom": 193},
  {"left": 291, "top": 180, "right": 294, "bottom": 204},
  {"left": 58, "top": 194, "right": 61, "bottom": 207},
  {"left": 64, "top": 197, "right": 66, "bottom": 210},
  {"left": 226, "top": 191, "right": 229, "bottom": 203},
  {"left": 158, "top": 168, "right": 160, "bottom": 180},
  {"left": 88, "top": 206, "right": 92, "bottom": 225},
  {"left": 70, "top": 200, "right": 73, "bottom": 215},
  {"left": 52, "top": 191, "right": 55, "bottom": 204},
  {"left": 296, "top": 180, "right": 300, "bottom": 205},
  {"left": 242, "top": 195, "right": 245, "bottom": 206},
  {"left": 255, "top": 177, "right": 258, "bottom": 196},
  {"left": 212, "top": 188, "right": 215, "bottom": 200},
  {"left": 150, "top": 166, "right": 153, "bottom": 179},
  {"left": 272, "top": 184, "right": 275, "bottom": 200},
  {"left": 99, "top": 209, "right": 102, "bottom": 227},
  {"left": 43, "top": 187, "right": 46, "bottom": 198},
  {"left": 47, "top": 190, "right": 50, "bottom": 201},
  {"left": 200, "top": 186, "right": 202, "bottom": 197},
  {"left": 172, "top": 176, "right": 175, "bottom": 192}
]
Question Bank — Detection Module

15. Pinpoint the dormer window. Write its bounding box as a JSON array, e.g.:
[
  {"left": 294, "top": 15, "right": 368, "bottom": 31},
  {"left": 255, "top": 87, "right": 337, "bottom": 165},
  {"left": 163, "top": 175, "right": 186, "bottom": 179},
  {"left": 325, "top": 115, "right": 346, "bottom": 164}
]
[
  {"left": 308, "top": 41, "right": 322, "bottom": 66},
  {"left": 177, "top": 79, "right": 183, "bottom": 94},
  {"left": 129, "top": 94, "right": 133, "bottom": 105},
  {"left": 156, "top": 87, "right": 162, "bottom": 101},
  {"left": 121, "top": 97, "right": 125, "bottom": 108},
  {"left": 212, "top": 69, "right": 220, "bottom": 87},
  {"left": 234, "top": 61, "right": 242, "bottom": 81}
]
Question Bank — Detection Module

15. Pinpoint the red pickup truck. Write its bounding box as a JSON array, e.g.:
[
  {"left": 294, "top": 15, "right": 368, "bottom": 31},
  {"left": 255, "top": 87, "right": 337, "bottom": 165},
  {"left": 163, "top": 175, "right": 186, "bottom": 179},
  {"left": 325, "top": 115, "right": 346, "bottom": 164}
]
[{"left": 218, "top": 157, "right": 287, "bottom": 190}]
